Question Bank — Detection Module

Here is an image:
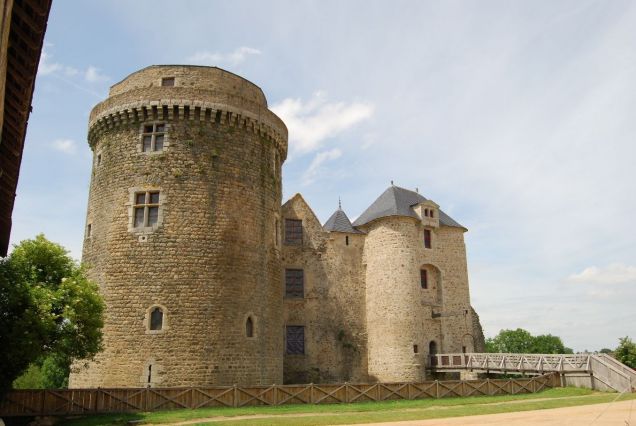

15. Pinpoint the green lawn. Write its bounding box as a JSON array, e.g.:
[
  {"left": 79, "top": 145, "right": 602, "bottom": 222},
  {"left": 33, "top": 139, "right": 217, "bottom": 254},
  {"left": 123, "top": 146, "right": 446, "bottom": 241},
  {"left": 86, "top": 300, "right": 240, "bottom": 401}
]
[{"left": 64, "top": 387, "right": 636, "bottom": 426}]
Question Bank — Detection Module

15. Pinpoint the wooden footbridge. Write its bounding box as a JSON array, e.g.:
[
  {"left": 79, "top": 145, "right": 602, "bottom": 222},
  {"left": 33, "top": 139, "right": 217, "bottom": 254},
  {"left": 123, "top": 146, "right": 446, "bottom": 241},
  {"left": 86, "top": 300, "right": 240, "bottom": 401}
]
[{"left": 430, "top": 353, "right": 636, "bottom": 393}]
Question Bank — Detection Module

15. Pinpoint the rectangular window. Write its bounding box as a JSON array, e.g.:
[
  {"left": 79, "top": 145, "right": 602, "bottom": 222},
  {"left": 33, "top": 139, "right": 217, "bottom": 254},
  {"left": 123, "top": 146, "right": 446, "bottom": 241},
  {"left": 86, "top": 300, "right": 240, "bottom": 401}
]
[
  {"left": 286, "top": 325, "right": 305, "bottom": 355},
  {"left": 285, "top": 269, "right": 304, "bottom": 298},
  {"left": 161, "top": 77, "right": 175, "bottom": 87},
  {"left": 86, "top": 224, "right": 92, "bottom": 238},
  {"left": 284, "top": 219, "right": 302, "bottom": 245},
  {"left": 424, "top": 229, "right": 432, "bottom": 249},
  {"left": 420, "top": 269, "right": 428, "bottom": 289},
  {"left": 133, "top": 191, "right": 160, "bottom": 228},
  {"left": 141, "top": 123, "right": 166, "bottom": 152}
]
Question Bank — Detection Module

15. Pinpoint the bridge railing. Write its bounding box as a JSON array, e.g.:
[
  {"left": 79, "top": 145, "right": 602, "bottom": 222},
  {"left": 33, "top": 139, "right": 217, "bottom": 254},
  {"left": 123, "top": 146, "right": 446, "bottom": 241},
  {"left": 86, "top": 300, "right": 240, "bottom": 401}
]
[{"left": 429, "top": 353, "right": 635, "bottom": 393}]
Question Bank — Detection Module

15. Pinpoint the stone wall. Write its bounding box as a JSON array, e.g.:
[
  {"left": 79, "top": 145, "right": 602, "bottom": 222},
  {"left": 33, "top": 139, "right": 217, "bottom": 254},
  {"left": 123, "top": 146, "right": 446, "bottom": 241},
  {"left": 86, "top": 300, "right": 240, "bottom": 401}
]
[
  {"left": 68, "top": 65, "right": 484, "bottom": 388},
  {"left": 69, "top": 66, "right": 287, "bottom": 388},
  {"left": 281, "top": 195, "right": 368, "bottom": 384}
]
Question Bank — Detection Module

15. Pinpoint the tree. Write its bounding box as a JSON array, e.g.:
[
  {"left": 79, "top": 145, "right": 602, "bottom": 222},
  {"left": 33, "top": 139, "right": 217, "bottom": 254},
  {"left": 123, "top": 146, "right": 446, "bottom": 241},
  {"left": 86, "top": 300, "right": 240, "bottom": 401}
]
[
  {"left": 485, "top": 328, "right": 534, "bottom": 353},
  {"left": 0, "top": 235, "right": 104, "bottom": 394},
  {"left": 531, "top": 334, "right": 573, "bottom": 354},
  {"left": 486, "top": 328, "right": 573, "bottom": 354},
  {"left": 614, "top": 337, "right": 636, "bottom": 369}
]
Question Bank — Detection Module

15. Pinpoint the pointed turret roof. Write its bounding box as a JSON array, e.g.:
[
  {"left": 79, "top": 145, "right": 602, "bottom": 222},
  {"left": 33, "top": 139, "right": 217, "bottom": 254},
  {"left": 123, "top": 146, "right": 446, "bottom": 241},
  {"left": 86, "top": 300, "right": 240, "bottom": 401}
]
[
  {"left": 323, "top": 207, "right": 363, "bottom": 234},
  {"left": 351, "top": 185, "right": 465, "bottom": 229}
]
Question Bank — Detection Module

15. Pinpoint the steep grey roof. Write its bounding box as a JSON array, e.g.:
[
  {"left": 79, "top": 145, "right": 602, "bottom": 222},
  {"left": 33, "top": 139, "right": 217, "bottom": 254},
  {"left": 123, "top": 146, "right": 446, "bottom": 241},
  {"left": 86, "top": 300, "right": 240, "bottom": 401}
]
[
  {"left": 323, "top": 208, "right": 363, "bottom": 233},
  {"left": 352, "top": 186, "right": 465, "bottom": 229}
]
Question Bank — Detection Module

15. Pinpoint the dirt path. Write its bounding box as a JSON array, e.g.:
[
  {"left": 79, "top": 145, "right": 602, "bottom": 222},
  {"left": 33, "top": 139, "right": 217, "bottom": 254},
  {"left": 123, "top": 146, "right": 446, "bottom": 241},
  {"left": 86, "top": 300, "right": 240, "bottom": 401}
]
[
  {"left": 151, "top": 393, "right": 612, "bottom": 425},
  {"left": 352, "top": 399, "right": 636, "bottom": 426}
]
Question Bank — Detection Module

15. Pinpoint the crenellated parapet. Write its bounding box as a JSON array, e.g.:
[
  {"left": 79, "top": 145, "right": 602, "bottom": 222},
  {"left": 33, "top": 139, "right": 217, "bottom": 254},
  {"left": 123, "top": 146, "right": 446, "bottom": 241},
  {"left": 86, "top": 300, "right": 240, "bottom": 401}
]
[
  {"left": 88, "top": 97, "right": 287, "bottom": 159},
  {"left": 87, "top": 65, "right": 288, "bottom": 159}
]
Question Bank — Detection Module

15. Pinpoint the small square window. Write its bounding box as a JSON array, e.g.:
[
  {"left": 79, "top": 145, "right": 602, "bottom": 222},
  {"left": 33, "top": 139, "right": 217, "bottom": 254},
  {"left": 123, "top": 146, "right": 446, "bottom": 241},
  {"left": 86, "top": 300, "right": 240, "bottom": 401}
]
[
  {"left": 285, "top": 269, "right": 304, "bottom": 298},
  {"left": 286, "top": 326, "right": 305, "bottom": 355},
  {"left": 133, "top": 191, "right": 161, "bottom": 228},
  {"left": 284, "top": 219, "right": 302, "bottom": 245},
  {"left": 161, "top": 77, "right": 175, "bottom": 87},
  {"left": 141, "top": 123, "right": 166, "bottom": 152}
]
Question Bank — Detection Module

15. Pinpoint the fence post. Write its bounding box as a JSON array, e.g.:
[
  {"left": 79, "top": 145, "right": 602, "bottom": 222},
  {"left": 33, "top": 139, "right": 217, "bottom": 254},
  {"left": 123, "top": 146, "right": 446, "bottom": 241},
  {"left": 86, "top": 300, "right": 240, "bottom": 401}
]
[
  {"left": 272, "top": 384, "right": 278, "bottom": 406},
  {"left": 233, "top": 384, "right": 238, "bottom": 408},
  {"left": 435, "top": 380, "right": 439, "bottom": 398},
  {"left": 310, "top": 383, "right": 314, "bottom": 404}
]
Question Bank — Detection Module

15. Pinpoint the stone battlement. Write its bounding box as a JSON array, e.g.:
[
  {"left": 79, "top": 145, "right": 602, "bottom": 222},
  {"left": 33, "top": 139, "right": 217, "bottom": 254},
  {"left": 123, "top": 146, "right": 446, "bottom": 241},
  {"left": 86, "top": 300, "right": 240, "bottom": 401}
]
[{"left": 88, "top": 65, "right": 287, "bottom": 157}]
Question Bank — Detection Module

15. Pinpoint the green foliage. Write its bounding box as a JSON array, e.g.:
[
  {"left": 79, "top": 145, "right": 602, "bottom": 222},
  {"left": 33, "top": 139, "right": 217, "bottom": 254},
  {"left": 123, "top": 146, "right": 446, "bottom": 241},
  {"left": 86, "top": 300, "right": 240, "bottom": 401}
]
[
  {"left": 614, "top": 336, "right": 636, "bottom": 369},
  {"left": 486, "top": 328, "right": 572, "bottom": 354},
  {"left": 599, "top": 348, "right": 613, "bottom": 354},
  {"left": 0, "top": 234, "right": 104, "bottom": 394},
  {"left": 12, "top": 363, "right": 45, "bottom": 389},
  {"left": 531, "top": 334, "right": 573, "bottom": 354}
]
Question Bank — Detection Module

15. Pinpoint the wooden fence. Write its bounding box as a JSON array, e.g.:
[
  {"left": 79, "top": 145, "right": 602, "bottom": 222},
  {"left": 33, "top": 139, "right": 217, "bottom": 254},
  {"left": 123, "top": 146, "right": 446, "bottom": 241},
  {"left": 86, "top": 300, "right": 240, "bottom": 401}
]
[{"left": 0, "top": 373, "right": 561, "bottom": 417}]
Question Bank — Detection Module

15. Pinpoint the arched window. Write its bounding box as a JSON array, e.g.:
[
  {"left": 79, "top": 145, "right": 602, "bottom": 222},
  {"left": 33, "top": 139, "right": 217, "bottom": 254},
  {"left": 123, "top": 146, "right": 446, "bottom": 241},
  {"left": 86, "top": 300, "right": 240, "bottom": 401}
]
[
  {"left": 150, "top": 307, "right": 163, "bottom": 330},
  {"left": 429, "top": 340, "right": 438, "bottom": 355},
  {"left": 246, "top": 317, "right": 254, "bottom": 337}
]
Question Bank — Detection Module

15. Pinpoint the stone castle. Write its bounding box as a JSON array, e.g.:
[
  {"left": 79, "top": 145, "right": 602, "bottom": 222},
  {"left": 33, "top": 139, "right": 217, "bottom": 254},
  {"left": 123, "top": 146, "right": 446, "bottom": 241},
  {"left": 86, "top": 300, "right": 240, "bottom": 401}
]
[{"left": 69, "top": 65, "right": 484, "bottom": 388}]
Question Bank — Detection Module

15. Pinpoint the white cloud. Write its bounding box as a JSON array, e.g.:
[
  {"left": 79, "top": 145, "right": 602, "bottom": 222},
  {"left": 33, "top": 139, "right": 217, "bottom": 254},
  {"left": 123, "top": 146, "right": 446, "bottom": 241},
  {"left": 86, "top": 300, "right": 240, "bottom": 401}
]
[
  {"left": 38, "top": 50, "right": 62, "bottom": 76},
  {"left": 302, "top": 148, "right": 342, "bottom": 186},
  {"left": 51, "top": 139, "right": 77, "bottom": 154},
  {"left": 187, "top": 46, "right": 261, "bottom": 66},
  {"left": 84, "top": 66, "right": 109, "bottom": 83},
  {"left": 567, "top": 263, "right": 636, "bottom": 285},
  {"left": 38, "top": 49, "right": 107, "bottom": 83},
  {"left": 271, "top": 92, "right": 374, "bottom": 156}
]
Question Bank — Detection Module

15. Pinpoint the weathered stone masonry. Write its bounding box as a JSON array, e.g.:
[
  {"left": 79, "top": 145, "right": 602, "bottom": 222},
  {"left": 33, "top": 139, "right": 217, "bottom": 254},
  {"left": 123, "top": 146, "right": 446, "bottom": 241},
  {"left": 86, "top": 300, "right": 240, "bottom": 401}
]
[
  {"left": 69, "top": 65, "right": 484, "bottom": 388},
  {"left": 70, "top": 66, "right": 287, "bottom": 387}
]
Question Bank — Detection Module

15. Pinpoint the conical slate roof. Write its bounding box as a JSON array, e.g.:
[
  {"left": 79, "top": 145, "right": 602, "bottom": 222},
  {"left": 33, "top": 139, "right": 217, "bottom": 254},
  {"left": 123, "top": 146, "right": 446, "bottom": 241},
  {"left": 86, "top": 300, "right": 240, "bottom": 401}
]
[
  {"left": 351, "top": 185, "right": 465, "bottom": 229},
  {"left": 323, "top": 208, "right": 363, "bottom": 233}
]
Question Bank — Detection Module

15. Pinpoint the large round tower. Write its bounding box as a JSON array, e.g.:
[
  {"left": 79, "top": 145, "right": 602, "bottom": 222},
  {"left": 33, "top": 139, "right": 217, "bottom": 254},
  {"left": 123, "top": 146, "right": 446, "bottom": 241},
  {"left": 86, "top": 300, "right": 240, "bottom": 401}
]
[{"left": 70, "top": 65, "right": 287, "bottom": 387}]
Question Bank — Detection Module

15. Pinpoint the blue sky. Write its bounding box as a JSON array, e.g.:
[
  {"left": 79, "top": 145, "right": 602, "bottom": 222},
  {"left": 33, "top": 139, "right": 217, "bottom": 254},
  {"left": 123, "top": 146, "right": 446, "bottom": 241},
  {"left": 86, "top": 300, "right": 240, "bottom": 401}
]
[{"left": 10, "top": 0, "right": 636, "bottom": 351}]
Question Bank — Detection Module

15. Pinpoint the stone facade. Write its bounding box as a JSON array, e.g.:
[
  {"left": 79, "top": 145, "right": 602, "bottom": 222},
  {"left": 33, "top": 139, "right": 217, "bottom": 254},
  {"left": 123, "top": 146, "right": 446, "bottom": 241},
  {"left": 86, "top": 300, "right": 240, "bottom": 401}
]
[
  {"left": 69, "top": 65, "right": 484, "bottom": 388},
  {"left": 281, "top": 190, "right": 484, "bottom": 384},
  {"left": 70, "top": 66, "right": 286, "bottom": 388}
]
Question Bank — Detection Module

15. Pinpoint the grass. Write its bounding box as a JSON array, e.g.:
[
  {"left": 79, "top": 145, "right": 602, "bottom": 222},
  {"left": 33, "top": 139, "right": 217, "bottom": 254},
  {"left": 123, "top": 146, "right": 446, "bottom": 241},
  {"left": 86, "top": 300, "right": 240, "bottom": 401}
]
[{"left": 64, "top": 387, "right": 636, "bottom": 426}]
